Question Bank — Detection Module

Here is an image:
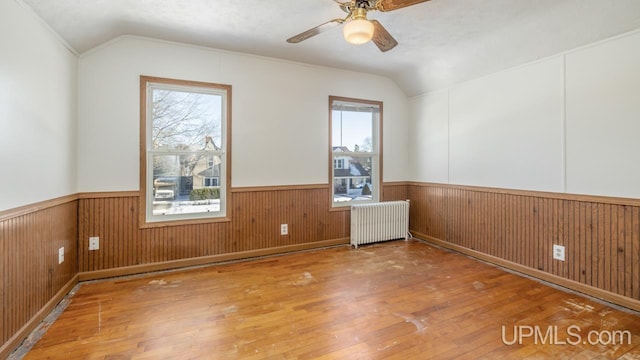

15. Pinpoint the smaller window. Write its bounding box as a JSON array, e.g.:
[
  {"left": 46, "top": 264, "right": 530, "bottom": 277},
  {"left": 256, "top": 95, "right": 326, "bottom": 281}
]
[
  {"left": 330, "top": 96, "right": 382, "bottom": 206},
  {"left": 204, "top": 177, "right": 219, "bottom": 187}
]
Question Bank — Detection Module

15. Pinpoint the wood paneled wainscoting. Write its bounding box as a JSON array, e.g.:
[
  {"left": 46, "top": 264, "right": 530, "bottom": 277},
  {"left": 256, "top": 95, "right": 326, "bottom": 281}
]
[
  {"left": 0, "top": 197, "right": 78, "bottom": 359},
  {"left": 408, "top": 182, "right": 640, "bottom": 312},
  {"left": 77, "top": 183, "right": 409, "bottom": 278},
  {"left": 78, "top": 186, "right": 344, "bottom": 277}
]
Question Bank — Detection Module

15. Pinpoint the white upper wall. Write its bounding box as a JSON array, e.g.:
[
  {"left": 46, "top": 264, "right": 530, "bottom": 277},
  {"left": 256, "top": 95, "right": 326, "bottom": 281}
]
[
  {"left": 410, "top": 56, "right": 565, "bottom": 192},
  {"left": 409, "top": 89, "right": 449, "bottom": 184},
  {"left": 409, "top": 29, "right": 640, "bottom": 199},
  {"left": 565, "top": 32, "right": 640, "bottom": 198},
  {"left": 448, "top": 57, "right": 564, "bottom": 192},
  {"left": 0, "top": 0, "right": 77, "bottom": 211},
  {"left": 77, "top": 36, "right": 409, "bottom": 191}
]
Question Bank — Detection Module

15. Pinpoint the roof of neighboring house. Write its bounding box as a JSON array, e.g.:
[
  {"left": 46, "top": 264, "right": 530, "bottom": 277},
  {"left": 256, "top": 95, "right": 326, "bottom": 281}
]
[
  {"left": 204, "top": 136, "right": 220, "bottom": 151},
  {"left": 197, "top": 166, "right": 220, "bottom": 177},
  {"left": 334, "top": 161, "right": 369, "bottom": 178},
  {"left": 332, "top": 146, "right": 351, "bottom": 153}
]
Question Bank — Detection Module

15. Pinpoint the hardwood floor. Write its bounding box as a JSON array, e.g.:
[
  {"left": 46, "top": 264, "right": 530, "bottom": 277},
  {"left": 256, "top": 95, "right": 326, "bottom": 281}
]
[{"left": 17, "top": 240, "right": 640, "bottom": 359}]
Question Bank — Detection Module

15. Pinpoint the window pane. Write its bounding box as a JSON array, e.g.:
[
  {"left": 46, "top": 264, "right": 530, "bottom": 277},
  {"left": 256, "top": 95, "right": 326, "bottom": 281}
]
[
  {"left": 332, "top": 109, "right": 374, "bottom": 153},
  {"left": 152, "top": 154, "right": 221, "bottom": 216},
  {"left": 333, "top": 156, "right": 373, "bottom": 203},
  {"left": 151, "top": 89, "right": 222, "bottom": 151}
]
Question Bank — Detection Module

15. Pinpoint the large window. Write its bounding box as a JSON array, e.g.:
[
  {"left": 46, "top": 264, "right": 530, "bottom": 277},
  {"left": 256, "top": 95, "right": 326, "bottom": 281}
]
[
  {"left": 330, "top": 96, "right": 382, "bottom": 206},
  {"left": 140, "top": 76, "right": 231, "bottom": 224}
]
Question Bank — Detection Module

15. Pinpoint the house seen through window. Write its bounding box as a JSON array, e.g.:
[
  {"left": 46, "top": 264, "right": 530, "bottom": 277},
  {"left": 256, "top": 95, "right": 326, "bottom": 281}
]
[
  {"left": 330, "top": 96, "right": 381, "bottom": 206},
  {"left": 140, "top": 76, "right": 231, "bottom": 224}
]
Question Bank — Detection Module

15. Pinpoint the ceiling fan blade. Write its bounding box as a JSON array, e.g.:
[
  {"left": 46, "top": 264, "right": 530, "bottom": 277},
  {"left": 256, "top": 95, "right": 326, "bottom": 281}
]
[
  {"left": 370, "top": 20, "right": 398, "bottom": 52},
  {"left": 286, "top": 18, "right": 345, "bottom": 44},
  {"left": 376, "top": 0, "right": 430, "bottom": 12}
]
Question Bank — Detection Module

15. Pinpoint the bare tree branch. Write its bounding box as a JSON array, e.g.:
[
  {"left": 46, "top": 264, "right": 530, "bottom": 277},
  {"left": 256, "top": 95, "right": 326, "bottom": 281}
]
[{"left": 151, "top": 89, "right": 222, "bottom": 176}]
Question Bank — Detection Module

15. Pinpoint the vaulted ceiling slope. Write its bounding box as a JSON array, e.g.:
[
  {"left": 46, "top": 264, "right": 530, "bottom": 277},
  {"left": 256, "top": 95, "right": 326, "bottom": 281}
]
[{"left": 22, "top": 0, "right": 640, "bottom": 97}]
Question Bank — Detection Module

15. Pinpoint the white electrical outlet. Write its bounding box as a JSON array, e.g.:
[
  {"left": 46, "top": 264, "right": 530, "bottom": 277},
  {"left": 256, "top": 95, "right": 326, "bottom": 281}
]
[
  {"left": 89, "top": 236, "right": 100, "bottom": 251},
  {"left": 553, "top": 244, "right": 565, "bottom": 261},
  {"left": 58, "top": 247, "right": 64, "bottom": 264},
  {"left": 280, "top": 224, "right": 288, "bottom": 235}
]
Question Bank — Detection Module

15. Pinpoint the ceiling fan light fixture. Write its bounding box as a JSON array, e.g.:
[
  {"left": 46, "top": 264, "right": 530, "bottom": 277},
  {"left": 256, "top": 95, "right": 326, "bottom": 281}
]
[{"left": 343, "top": 19, "right": 374, "bottom": 45}]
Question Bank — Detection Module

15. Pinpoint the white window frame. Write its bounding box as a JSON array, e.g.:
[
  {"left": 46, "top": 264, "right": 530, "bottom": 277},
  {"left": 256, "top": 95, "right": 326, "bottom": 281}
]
[
  {"left": 329, "top": 96, "right": 382, "bottom": 208},
  {"left": 140, "top": 76, "right": 231, "bottom": 226}
]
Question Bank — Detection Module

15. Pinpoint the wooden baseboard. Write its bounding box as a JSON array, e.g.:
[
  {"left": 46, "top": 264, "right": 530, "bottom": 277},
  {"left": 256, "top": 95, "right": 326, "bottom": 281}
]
[
  {"left": 79, "top": 238, "right": 350, "bottom": 281},
  {"left": 412, "top": 231, "right": 640, "bottom": 313},
  {"left": 0, "top": 274, "right": 79, "bottom": 359}
]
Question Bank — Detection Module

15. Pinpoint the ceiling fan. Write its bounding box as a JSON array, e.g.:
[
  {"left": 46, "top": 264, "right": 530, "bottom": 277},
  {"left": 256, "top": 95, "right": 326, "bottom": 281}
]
[{"left": 286, "top": 0, "right": 430, "bottom": 52}]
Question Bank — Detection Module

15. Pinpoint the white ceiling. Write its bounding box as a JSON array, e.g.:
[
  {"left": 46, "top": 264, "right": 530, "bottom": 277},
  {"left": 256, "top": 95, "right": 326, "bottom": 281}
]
[{"left": 21, "top": 0, "right": 640, "bottom": 97}]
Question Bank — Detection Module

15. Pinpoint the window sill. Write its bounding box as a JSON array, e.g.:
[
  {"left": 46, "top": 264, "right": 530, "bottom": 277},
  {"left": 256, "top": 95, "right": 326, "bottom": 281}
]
[{"left": 329, "top": 206, "right": 351, "bottom": 212}]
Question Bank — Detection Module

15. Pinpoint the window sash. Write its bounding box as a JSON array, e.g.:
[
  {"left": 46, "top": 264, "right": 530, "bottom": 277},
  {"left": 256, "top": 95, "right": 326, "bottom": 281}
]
[
  {"left": 331, "top": 153, "right": 379, "bottom": 206},
  {"left": 146, "top": 83, "right": 227, "bottom": 152},
  {"left": 145, "top": 152, "right": 227, "bottom": 222}
]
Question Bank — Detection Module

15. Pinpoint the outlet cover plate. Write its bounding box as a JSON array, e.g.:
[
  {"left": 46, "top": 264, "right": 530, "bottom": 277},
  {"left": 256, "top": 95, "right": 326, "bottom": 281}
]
[
  {"left": 280, "top": 224, "right": 288, "bottom": 235},
  {"left": 89, "top": 236, "right": 100, "bottom": 251},
  {"left": 58, "top": 247, "right": 64, "bottom": 264},
  {"left": 553, "top": 244, "right": 565, "bottom": 261}
]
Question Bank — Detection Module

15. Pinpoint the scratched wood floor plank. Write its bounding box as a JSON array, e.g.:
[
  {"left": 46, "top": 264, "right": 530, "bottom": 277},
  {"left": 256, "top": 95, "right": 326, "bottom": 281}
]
[{"left": 19, "top": 240, "right": 640, "bottom": 359}]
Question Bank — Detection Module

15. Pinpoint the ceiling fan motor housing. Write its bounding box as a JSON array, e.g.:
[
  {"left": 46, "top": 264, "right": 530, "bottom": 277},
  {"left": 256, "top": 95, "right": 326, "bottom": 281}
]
[{"left": 288, "top": 0, "right": 429, "bottom": 51}]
